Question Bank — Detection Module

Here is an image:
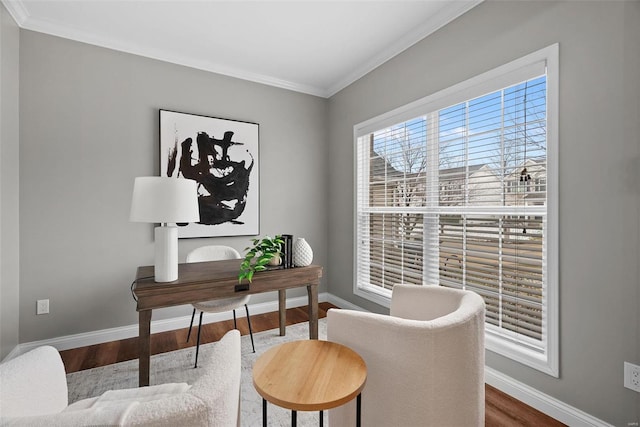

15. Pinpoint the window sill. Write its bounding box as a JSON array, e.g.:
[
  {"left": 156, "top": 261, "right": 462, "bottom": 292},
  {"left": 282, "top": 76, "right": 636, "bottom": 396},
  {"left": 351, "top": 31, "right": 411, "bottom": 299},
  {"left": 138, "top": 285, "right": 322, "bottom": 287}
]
[{"left": 354, "top": 285, "right": 391, "bottom": 309}]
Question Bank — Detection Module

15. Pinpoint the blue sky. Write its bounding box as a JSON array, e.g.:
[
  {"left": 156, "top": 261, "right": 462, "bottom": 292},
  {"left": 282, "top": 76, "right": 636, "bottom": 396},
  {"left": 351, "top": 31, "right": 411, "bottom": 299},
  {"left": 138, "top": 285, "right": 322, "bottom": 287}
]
[{"left": 373, "top": 75, "right": 547, "bottom": 175}]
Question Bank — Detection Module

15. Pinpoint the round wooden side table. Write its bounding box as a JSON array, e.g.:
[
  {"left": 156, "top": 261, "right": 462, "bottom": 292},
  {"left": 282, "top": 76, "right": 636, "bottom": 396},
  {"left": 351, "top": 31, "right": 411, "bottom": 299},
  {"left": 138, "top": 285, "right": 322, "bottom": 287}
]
[{"left": 252, "top": 339, "right": 367, "bottom": 427}]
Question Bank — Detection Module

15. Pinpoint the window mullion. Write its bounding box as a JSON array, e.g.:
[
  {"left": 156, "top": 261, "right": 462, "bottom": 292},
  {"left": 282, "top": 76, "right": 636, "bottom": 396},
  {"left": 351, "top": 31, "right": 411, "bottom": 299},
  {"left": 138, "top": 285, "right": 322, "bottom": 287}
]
[
  {"left": 499, "top": 89, "right": 505, "bottom": 329},
  {"left": 425, "top": 113, "right": 439, "bottom": 285},
  {"left": 498, "top": 216, "right": 504, "bottom": 330},
  {"left": 464, "top": 101, "right": 470, "bottom": 207},
  {"left": 462, "top": 101, "right": 470, "bottom": 291},
  {"left": 501, "top": 89, "right": 505, "bottom": 207}
]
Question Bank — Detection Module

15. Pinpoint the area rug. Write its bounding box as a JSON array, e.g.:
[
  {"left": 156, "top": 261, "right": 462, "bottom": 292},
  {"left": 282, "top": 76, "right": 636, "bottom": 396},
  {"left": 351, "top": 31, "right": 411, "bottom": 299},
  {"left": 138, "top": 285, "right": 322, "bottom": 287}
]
[{"left": 66, "top": 319, "right": 327, "bottom": 426}]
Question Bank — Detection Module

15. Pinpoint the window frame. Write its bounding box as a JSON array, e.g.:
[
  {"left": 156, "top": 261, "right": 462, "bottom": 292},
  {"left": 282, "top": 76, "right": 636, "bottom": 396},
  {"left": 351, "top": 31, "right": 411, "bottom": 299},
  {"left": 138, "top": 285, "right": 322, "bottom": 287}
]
[{"left": 352, "top": 44, "right": 559, "bottom": 377}]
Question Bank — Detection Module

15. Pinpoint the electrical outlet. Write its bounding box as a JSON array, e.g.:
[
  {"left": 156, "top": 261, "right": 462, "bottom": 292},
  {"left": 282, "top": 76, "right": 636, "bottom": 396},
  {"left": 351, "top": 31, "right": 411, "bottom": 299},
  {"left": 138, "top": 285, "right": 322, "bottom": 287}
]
[
  {"left": 36, "top": 299, "right": 49, "bottom": 315},
  {"left": 624, "top": 362, "right": 640, "bottom": 393}
]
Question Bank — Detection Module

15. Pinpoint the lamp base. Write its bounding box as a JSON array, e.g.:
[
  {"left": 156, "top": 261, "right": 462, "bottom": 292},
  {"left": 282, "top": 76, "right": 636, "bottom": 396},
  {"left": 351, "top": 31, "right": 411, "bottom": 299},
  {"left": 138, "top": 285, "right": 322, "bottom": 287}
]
[{"left": 154, "top": 226, "right": 178, "bottom": 282}]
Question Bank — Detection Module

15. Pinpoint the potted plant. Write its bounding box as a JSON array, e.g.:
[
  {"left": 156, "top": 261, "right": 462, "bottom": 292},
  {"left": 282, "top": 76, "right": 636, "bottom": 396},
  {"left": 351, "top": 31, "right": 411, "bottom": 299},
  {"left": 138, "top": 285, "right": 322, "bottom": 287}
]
[{"left": 238, "top": 235, "right": 285, "bottom": 283}]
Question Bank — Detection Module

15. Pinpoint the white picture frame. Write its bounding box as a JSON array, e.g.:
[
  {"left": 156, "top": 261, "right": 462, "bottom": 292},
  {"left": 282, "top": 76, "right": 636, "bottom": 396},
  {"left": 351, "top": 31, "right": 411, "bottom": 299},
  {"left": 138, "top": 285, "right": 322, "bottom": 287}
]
[{"left": 159, "top": 109, "right": 259, "bottom": 238}]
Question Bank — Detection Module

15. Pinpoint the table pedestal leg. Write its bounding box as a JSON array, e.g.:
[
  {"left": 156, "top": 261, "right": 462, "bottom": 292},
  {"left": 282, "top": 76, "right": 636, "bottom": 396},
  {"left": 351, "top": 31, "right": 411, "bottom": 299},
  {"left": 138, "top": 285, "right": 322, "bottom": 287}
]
[
  {"left": 262, "top": 399, "right": 267, "bottom": 427},
  {"left": 278, "top": 289, "right": 286, "bottom": 336},
  {"left": 138, "top": 309, "right": 152, "bottom": 387}
]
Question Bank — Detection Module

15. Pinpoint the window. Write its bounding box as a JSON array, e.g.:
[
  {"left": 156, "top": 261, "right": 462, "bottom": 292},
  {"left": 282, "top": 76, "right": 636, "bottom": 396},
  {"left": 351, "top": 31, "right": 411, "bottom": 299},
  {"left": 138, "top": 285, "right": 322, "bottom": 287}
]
[{"left": 354, "top": 45, "right": 558, "bottom": 376}]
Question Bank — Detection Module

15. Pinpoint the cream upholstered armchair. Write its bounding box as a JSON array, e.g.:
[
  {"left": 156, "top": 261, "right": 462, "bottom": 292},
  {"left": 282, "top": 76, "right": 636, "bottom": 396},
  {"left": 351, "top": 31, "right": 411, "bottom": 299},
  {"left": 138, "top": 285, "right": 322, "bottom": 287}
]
[
  {"left": 0, "top": 330, "right": 241, "bottom": 427},
  {"left": 327, "top": 284, "right": 486, "bottom": 427}
]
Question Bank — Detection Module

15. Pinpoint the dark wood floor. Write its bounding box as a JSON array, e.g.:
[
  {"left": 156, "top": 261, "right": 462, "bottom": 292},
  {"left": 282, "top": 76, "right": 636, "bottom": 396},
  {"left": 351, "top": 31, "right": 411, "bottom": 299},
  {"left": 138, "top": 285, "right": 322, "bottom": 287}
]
[{"left": 60, "top": 302, "right": 565, "bottom": 426}]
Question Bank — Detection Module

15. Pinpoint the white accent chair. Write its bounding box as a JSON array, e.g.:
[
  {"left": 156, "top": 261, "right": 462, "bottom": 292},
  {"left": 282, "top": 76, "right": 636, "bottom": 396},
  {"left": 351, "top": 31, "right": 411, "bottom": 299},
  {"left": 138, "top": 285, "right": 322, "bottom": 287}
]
[
  {"left": 186, "top": 245, "right": 254, "bottom": 368},
  {"left": 0, "top": 330, "right": 242, "bottom": 426},
  {"left": 327, "top": 284, "right": 486, "bottom": 427}
]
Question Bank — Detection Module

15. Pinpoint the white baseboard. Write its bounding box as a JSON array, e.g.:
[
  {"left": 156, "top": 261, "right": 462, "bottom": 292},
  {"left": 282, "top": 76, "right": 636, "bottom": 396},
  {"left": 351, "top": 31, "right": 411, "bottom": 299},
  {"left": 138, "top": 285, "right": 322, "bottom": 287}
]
[
  {"left": 4, "top": 345, "right": 23, "bottom": 362},
  {"left": 5, "top": 292, "right": 609, "bottom": 426},
  {"left": 326, "top": 292, "right": 367, "bottom": 311},
  {"left": 484, "top": 367, "right": 611, "bottom": 427},
  {"left": 7, "top": 292, "right": 329, "bottom": 358}
]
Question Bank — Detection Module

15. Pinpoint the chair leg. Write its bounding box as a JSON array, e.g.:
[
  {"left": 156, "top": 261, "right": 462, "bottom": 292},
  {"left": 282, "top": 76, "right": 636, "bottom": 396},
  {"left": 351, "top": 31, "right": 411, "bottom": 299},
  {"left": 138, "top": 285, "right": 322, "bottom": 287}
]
[
  {"left": 194, "top": 311, "right": 203, "bottom": 369},
  {"left": 245, "top": 304, "right": 255, "bottom": 353},
  {"left": 233, "top": 309, "right": 237, "bottom": 329},
  {"left": 187, "top": 308, "right": 196, "bottom": 343}
]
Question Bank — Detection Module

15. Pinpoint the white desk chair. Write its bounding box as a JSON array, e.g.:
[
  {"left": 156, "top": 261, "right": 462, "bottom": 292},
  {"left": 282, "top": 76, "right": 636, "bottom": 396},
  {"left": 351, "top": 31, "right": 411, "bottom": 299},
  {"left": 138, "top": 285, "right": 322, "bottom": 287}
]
[{"left": 186, "top": 245, "right": 255, "bottom": 368}]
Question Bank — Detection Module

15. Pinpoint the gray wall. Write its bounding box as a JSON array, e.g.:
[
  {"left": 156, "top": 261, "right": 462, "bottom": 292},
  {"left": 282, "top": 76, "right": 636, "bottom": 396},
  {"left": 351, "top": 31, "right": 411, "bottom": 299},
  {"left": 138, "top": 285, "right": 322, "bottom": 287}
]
[
  {"left": 0, "top": 3, "right": 20, "bottom": 360},
  {"left": 327, "top": 1, "right": 640, "bottom": 425},
  {"left": 18, "top": 30, "right": 327, "bottom": 343}
]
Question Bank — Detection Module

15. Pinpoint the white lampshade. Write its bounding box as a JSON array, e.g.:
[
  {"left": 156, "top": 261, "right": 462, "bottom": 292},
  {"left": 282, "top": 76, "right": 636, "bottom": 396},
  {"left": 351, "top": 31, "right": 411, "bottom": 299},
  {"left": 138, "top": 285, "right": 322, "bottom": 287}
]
[
  {"left": 130, "top": 177, "right": 200, "bottom": 224},
  {"left": 130, "top": 177, "right": 200, "bottom": 282}
]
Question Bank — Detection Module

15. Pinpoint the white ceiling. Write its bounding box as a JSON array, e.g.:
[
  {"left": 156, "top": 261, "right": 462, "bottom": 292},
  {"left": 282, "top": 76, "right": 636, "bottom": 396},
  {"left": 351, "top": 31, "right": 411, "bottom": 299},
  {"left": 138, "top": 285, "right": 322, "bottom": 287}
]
[{"left": 3, "top": 0, "right": 481, "bottom": 97}]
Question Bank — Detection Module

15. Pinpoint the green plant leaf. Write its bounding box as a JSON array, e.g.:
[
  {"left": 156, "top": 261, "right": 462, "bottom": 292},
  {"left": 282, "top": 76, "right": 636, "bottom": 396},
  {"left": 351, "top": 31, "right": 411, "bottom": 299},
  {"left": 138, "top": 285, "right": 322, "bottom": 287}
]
[{"left": 238, "top": 235, "right": 288, "bottom": 282}]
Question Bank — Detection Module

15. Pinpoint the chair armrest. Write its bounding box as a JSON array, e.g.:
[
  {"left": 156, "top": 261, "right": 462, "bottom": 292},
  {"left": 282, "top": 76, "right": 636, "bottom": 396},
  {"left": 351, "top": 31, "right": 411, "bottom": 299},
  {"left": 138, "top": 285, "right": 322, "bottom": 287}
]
[
  {"left": 1, "top": 409, "right": 125, "bottom": 427},
  {"left": 3, "top": 401, "right": 207, "bottom": 427},
  {"left": 0, "top": 346, "right": 68, "bottom": 418},
  {"left": 187, "top": 329, "right": 241, "bottom": 427},
  {"left": 121, "top": 330, "right": 241, "bottom": 427}
]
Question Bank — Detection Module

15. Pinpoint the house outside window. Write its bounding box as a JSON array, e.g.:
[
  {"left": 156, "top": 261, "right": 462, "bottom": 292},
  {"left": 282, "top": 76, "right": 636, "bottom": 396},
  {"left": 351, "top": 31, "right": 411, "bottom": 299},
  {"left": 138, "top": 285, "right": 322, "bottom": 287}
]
[{"left": 354, "top": 45, "right": 558, "bottom": 376}]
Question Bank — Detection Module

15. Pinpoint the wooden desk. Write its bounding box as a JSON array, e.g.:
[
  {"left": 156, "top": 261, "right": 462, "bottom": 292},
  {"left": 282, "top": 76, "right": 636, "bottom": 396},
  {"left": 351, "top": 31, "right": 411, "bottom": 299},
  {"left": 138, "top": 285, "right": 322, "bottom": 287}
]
[
  {"left": 133, "top": 260, "right": 323, "bottom": 386},
  {"left": 253, "top": 340, "right": 367, "bottom": 427}
]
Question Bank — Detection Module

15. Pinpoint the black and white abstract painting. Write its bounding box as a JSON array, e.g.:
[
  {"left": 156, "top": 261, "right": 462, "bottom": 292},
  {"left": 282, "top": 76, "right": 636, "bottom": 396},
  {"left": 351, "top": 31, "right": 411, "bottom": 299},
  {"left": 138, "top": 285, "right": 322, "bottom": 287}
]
[{"left": 159, "top": 109, "right": 259, "bottom": 238}]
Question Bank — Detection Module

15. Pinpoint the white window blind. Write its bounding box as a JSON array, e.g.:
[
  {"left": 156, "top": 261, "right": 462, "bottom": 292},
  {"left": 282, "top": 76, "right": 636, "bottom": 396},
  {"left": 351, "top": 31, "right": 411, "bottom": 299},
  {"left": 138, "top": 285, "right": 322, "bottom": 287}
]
[{"left": 354, "top": 45, "right": 558, "bottom": 375}]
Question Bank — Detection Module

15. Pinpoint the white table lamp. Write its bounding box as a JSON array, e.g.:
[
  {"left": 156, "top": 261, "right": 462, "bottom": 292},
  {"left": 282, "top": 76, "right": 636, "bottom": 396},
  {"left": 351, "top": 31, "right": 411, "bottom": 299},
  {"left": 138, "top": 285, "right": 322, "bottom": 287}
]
[{"left": 130, "top": 177, "right": 200, "bottom": 282}]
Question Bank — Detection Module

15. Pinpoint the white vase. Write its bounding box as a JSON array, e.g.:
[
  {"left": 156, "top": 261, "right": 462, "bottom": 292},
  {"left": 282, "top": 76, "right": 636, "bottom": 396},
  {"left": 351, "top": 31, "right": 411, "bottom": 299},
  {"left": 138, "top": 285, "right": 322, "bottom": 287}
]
[{"left": 293, "top": 238, "right": 313, "bottom": 267}]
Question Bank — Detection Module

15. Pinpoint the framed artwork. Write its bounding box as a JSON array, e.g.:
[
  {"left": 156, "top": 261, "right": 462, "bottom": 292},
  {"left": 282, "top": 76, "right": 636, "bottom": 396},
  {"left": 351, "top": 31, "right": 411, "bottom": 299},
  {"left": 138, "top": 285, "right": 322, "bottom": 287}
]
[{"left": 159, "top": 109, "right": 259, "bottom": 238}]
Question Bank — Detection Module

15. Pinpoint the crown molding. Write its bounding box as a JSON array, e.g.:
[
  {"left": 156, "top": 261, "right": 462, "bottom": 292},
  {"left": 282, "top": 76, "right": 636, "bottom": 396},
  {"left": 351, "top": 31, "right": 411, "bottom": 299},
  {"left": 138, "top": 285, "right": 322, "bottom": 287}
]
[
  {"left": 1, "top": 0, "right": 29, "bottom": 26},
  {"left": 2, "top": 0, "right": 481, "bottom": 99},
  {"left": 326, "top": 0, "right": 484, "bottom": 97},
  {"left": 11, "top": 8, "right": 329, "bottom": 98}
]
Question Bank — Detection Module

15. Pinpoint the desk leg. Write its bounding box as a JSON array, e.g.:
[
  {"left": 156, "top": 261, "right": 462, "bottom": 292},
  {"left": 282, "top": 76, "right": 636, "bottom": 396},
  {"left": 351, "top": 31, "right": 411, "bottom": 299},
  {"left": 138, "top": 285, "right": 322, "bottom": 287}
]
[
  {"left": 138, "top": 309, "right": 152, "bottom": 387},
  {"left": 278, "top": 289, "right": 286, "bottom": 336},
  {"left": 307, "top": 284, "right": 318, "bottom": 339}
]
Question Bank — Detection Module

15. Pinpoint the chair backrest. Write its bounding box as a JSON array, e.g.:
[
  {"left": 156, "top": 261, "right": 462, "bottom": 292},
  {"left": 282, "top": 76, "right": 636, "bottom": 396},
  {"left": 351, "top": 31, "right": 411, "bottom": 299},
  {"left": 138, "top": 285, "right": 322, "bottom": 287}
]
[
  {"left": 390, "top": 283, "right": 475, "bottom": 321},
  {"left": 0, "top": 345, "right": 69, "bottom": 418},
  {"left": 327, "top": 284, "right": 485, "bottom": 426},
  {"left": 186, "top": 245, "right": 241, "bottom": 263}
]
